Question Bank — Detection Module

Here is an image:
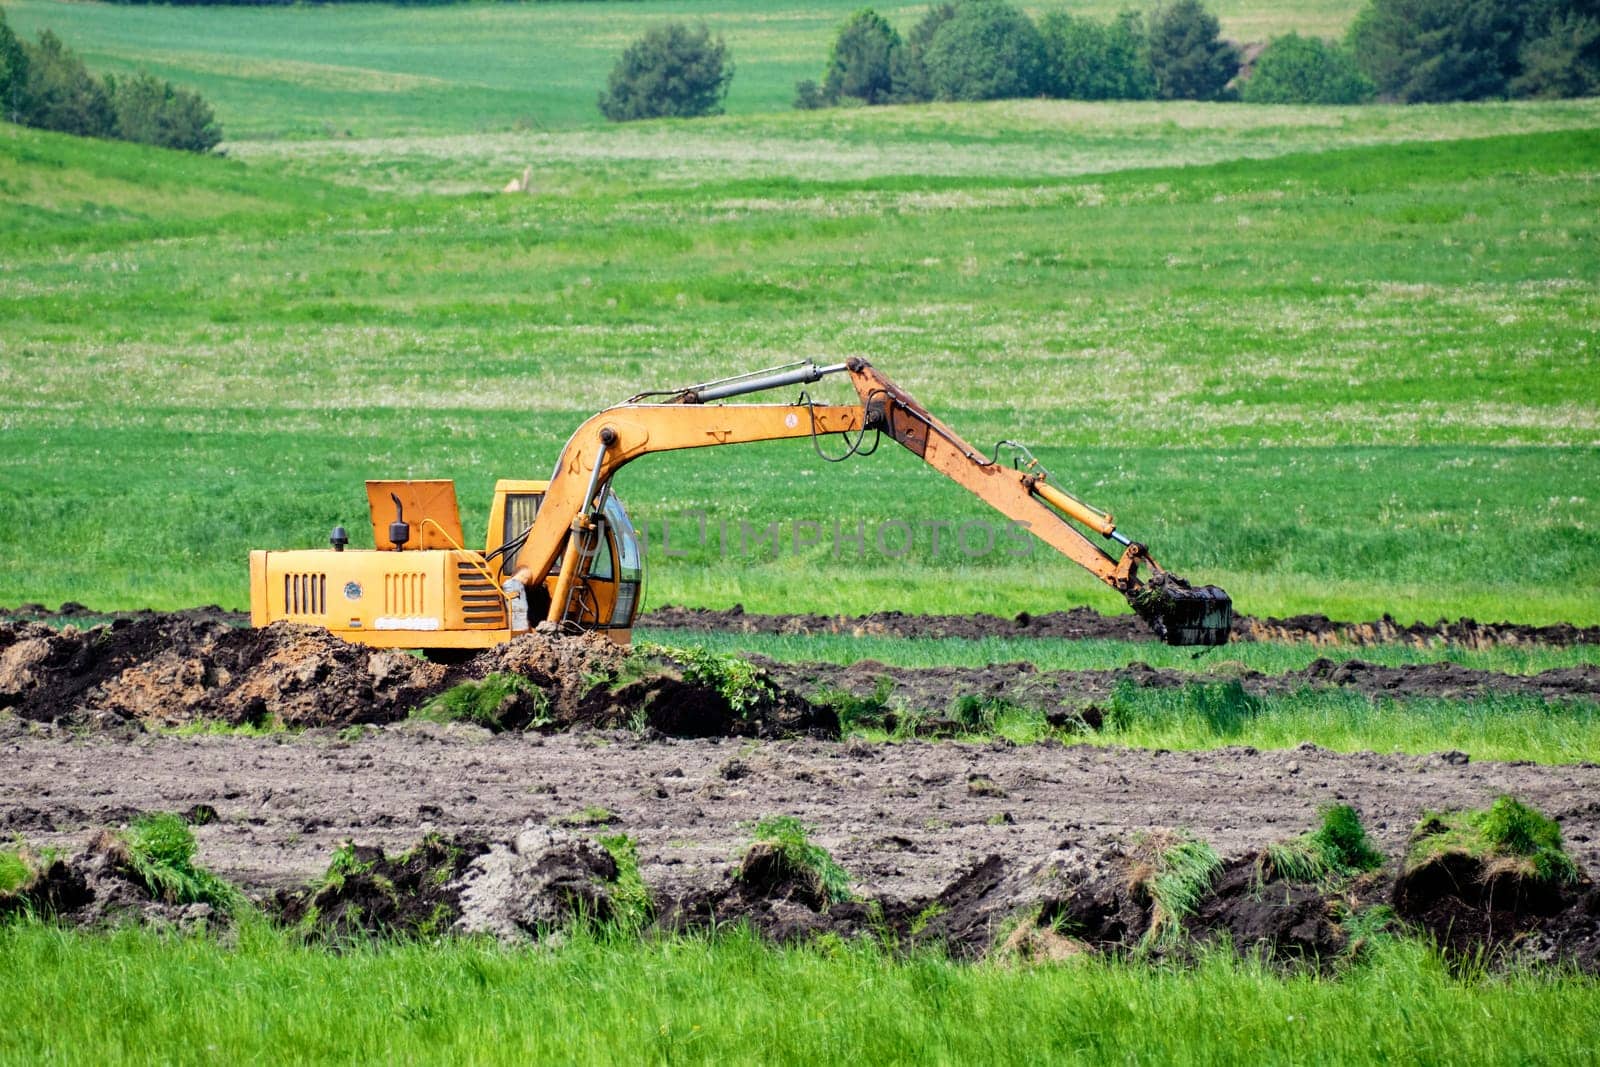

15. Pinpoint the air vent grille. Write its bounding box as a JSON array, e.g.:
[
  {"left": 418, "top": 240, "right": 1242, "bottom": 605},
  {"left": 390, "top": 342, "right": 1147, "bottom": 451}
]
[
  {"left": 384, "top": 573, "right": 426, "bottom": 617},
  {"left": 284, "top": 573, "right": 326, "bottom": 616},
  {"left": 457, "top": 560, "right": 506, "bottom": 627}
]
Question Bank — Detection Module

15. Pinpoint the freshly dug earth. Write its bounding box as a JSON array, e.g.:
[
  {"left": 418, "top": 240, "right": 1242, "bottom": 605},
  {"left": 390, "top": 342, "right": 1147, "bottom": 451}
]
[
  {"left": 643, "top": 604, "right": 1600, "bottom": 648},
  {"left": 0, "top": 829, "right": 226, "bottom": 932},
  {"left": 5, "top": 728, "right": 1600, "bottom": 968},
  {"left": 7, "top": 603, "right": 1597, "bottom": 649},
  {"left": 0, "top": 617, "right": 828, "bottom": 737},
  {"left": 4, "top": 614, "right": 1595, "bottom": 739}
]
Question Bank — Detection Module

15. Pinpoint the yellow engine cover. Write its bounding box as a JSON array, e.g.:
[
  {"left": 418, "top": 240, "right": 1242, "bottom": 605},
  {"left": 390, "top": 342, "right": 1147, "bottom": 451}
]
[{"left": 249, "top": 548, "right": 511, "bottom": 650}]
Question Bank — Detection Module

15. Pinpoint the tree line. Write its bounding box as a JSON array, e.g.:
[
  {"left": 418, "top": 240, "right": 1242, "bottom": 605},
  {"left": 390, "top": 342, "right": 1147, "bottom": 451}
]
[
  {"left": 1, "top": 7, "right": 222, "bottom": 152},
  {"left": 796, "top": 0, "right": 1598, "bottom": 110}
]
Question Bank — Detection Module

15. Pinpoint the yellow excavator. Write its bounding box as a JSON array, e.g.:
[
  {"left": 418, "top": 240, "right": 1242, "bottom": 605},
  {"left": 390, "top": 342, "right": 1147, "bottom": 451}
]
[{"left": 250, "top": 359, "right": 1231, "bottom": 649}]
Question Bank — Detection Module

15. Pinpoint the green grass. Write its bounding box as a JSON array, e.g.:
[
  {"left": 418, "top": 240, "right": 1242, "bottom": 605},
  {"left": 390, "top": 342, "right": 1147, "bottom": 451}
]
[
  {"left": 742, "top": 815, "right": 854, "bottom": 906},
  {"left": 1, "top": 921, "right": 1597, "bottom": 1065},
  {"left": 122, "top": 812, "right": 244, "bottom": 913},
  {"left": 1262, "top": 804, "right": 1385, "bottom": 885},
  {"left": 827, "top": 681, "right": 1600, "bottom": 764},
  {"left": 2, "top": 0, "right": 1369, "bottom": 139},
  {"left": 1408, "top": 795, "right": 1581, "bottom": 885},
  {"left": 636, "top": 629, "right": 1600, "bottom": 675},
  {"left": 2, "top": 118, "right": 1597, "bottom": 623}
]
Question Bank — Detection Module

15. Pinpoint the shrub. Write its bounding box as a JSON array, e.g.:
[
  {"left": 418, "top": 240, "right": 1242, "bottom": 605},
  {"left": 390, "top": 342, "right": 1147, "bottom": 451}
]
[
  {"left": 1147, "top": 0, "right": 1240, "bottom": 101},
  {"left": 597, "top": 22, "right": 732, "bottom": 122},
  {"left": 1241, "top": 32, "right": 1374, "bottom": 104},
  {"left": 0, "top": 7, "right": 27, "bottom": 123},
  {"left": 20, "top": 29, "right": 113, "bottom": 137},
  {"left": 1347, "top": 0, "right": 1523, "bottom": 102},
  {"left": 107, "top": 72, "right": 222, "bottom": 152},
  {"left": 1039, "top": 10, "right": 1155, "bottom": 100},
  {"left": 822, "top": 8, "right": 901, "bottom": 105},
  {"left": 1511, "top": 5, "right": 1600, "bottom": 98},
  {"left": 792, "top": 77, "right": 828, "bottom": 109},
  {"left": 922, "top": 0, "right": 1047, "bottom": 101},
  {"left": 888, "top": 1, "right": 956, "bottom": 102}
]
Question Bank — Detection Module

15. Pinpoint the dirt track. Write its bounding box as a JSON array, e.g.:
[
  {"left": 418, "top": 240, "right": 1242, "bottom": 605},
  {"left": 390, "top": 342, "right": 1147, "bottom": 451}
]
[{"left": 5, "top": 727, "right": 1597, "bottom": 903}]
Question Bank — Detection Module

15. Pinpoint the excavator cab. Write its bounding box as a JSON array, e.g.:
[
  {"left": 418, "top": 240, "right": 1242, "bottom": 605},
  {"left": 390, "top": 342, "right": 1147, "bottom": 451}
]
[{"left": 485, "top": 480, "right": 643, "bottom": 633}]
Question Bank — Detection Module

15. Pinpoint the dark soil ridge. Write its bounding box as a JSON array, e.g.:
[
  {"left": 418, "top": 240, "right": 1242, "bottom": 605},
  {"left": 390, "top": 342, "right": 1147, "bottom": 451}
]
[
  {"left": 0, "top": 615, "right": 828, "bottom": 738},
  {"left": 4, "top": 613, "right": 1595, "bottom": 738},
  {"left": 6, "top": 602, "right": 1598, "bottom": 649},
  {"left": 15, "top": 818, "right": 1597, "bottom": 973},
  {"left": 643, "top": 604, "right": 1600, "bottom": 649},
  {"left": 756, "top": 656, "right": 1600, "bottom": 723}
]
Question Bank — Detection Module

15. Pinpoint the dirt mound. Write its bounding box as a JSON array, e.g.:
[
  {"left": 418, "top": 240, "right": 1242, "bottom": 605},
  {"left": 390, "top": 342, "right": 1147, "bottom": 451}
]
[
  {"left": 275, "top": 835, "right": 489, "bottom": 940},
  {"left": 277, "top": 827, "right": 641, "bottom": 942},
  {"left": 643, "top": 604, "right": 1600, "bottom": 649},
  {"left": 1188, "top": 858, "right": 1371, "bottom": 966},
  {"left": 0, "top": 830, "right": 226, "bottom": 931},
  {"left": 1, "top": 617, "right": 446, "bottom": 729},
  {"left": 468, "top": 630, "right": 628, "bottom": 722},
  {"left": 454, "top": 825, "right": 629, "bottom": 939},
  {"left": 1393, "top": 843, "right": 1600, "bottom": 971},
  {"left": 573, "top": 651, "right": 832, "bottom": 739}
]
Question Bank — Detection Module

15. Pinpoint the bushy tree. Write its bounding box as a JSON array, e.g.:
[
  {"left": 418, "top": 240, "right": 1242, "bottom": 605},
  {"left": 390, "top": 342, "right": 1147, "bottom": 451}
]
[
  {"left": 1511, "top": 1, "right": 1600, "bottom": 98},
  {"left": 1147, "top": 0, "right": 1240, "bottom": 100},
  {"left": 888, "top": 2, "right": 955, "bottom": 102},
  {"left": 1039, "top": 10, "right": 1155, "bottom": 100},
  {"left": 921, "top": 0, "right": 1047, "bottom": 101},
  {"left": 1347, "top": 0, "right": 1522, "bottom": 102},
  {"left": 0, "top": 7, "right": 29, "bottom": 124},
  {"left": 108, "top": 72, "right": 222, "bottom": 151},
  {"left": 598, "top": 22, "right": 732, "bottom": 122},
  {"left": 21, "top": 30, "right": 113, "bottom": 137},
  {"left": 1241, "top": 32, "right": 1374, "bottom": 104},
  {"left": 822, "top": 9, "right": 901, "bottom": 105}
]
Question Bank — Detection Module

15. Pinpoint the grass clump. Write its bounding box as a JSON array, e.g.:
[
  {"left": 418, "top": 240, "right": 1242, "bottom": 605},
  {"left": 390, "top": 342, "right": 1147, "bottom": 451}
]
[
  {"left": 636, "top": 643, "right": 774, "bottom": 718},
  {"left": 596, "top": 833, "right": 653, "bottom": 934},
  {"left": 412, "top": 673, "right": 549, "bottom": 732},
  {"left": 0, "top": 851, "right": 35, "bottom": 896},
  {"left": 815, "top": 677, "right": 894, "bottom": 733},
  {"left": 1408, "top": 795, "right": 1580, "bottom": 885},
  {"left": 741, "top": 816, "right": 854, "bottom": 908},
  {"left": 1262, "top": 805, "right": 1386, "bottom": 885},
  {"left": 1131, "top": 832, "right": 1222, "bottom": 950},
  {"left": 554, "top": 806, "right": 617, "bottom": 829},
  {"left": 123, "top": 813, "right": 243, "bottom": 913}
]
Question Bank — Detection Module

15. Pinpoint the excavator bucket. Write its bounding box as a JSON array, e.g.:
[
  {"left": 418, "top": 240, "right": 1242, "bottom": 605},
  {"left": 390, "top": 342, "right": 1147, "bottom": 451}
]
[{"left": 1130, "top": 576, "right": 1234, "bottom": 646}]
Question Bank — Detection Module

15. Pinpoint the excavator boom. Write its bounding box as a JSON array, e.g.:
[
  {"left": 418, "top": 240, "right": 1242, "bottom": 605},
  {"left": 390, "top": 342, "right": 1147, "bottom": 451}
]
[{"left": 511, "top": 359, "right": 1231, "bottom": 646}]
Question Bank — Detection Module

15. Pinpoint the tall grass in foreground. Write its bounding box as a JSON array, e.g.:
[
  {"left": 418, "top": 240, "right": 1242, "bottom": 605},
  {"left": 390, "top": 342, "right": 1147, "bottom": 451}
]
[{"left": 0, "top": 922, "right": 1594, "bottom": 1065}]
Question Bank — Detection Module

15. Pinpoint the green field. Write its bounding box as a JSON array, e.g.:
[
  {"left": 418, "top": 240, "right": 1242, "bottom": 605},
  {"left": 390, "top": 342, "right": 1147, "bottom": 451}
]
[
  {"left": 4, "top": 106, "right": 1598, "bottom": 622},
  {"left": 2, "top": 922, "right": 1596, "bottom": 1066},
  {"left": 1, "top": 0, "right": 1366, "bottom": 138}
]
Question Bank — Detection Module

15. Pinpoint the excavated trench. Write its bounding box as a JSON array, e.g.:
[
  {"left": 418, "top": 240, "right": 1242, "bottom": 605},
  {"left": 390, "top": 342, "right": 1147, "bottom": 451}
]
[{"left": 3, "top": 604, "right": 1599, "bottom": 971}]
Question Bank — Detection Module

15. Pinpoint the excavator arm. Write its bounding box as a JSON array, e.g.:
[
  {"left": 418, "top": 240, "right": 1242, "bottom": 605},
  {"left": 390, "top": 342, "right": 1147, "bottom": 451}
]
[{"left": 511, "top": 359, "right": 1231, "bottom": 645}]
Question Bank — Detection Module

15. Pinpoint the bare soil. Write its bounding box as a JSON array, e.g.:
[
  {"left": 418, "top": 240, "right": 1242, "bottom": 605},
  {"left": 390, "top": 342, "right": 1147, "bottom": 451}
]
[{"left": 4, "top": 727, "right": 1599, "bottom": 967}]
